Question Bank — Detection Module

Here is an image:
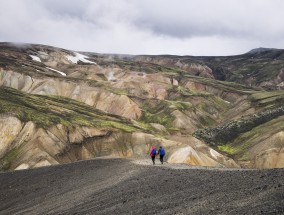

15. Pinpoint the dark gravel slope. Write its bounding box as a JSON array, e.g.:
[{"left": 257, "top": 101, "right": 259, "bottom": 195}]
[{"left": 0, "top": 158, "right": 283, "bottom": 215}]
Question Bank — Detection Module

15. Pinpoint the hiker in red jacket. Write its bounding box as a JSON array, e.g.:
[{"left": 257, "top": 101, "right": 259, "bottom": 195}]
[{"left": 150, "top": 146, "right": 157, "bottom": 165}]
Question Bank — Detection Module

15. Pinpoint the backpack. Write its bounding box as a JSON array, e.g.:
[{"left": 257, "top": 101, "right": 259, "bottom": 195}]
[
  {"left": 159, "top": 148, "right": 165, "bottom": 156},
  {"left": 152, "top": 148, "right": 157, "bottom": 156}
]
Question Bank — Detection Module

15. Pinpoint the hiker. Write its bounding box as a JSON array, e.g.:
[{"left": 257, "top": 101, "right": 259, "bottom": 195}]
[
  {"left": 158, "top": 146, "right": 165, "bottom": 164},
  {"left": 150, "top": 146, "right": 157, "bottom": 165}
]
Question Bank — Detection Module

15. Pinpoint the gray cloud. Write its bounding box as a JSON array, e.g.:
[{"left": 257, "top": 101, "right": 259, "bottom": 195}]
[
  {"left": 134, "top": 0, "right": 284, "bottom": 39},
  {"left": 0, "top": 0, "right": 284, "bottom": 55}
]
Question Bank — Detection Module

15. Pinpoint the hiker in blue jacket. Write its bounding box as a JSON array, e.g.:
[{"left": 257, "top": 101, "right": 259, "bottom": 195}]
[{"left": 158, "top": 146, "right": 165, "bottom": 164}]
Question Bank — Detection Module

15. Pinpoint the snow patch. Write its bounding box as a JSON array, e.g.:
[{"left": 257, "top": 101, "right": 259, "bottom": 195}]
[
  {"left": 66, "top": 52, "right": 96, "bottom": 64},
  {"left": 46, "top": 67, "right": 66, "bottom": 76},
  {"left": 29, "top": 55, "right": 41, "bottom": 62}
]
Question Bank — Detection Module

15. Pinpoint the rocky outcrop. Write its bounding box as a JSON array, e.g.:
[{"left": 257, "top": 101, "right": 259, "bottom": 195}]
[{"left": 193, "top": 106, "right": 284, "bottom": 145}]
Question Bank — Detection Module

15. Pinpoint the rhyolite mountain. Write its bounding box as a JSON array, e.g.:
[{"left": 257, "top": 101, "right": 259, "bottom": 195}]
[{"left": 0, "top": 42, "right": 283, "bottom": 171}]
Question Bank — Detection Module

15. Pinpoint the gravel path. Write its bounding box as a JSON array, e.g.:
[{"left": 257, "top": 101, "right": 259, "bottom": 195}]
[{"left": 0, "top": 158, "right": 283, "bottom": 215}]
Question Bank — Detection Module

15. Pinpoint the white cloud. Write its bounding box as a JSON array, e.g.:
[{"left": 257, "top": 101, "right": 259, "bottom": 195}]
[{"left": 0, "top": 0, "right": 284, "bottom": 55}]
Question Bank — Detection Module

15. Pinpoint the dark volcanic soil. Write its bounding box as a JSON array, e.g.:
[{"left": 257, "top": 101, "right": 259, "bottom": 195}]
[{"left": 0, "top": 158, "right": 283, "bottom": 215}]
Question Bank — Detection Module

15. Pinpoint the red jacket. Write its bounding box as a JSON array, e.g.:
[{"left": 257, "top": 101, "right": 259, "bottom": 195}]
[{"left": 150, "top": 146, "right": 157, "bottom": 156}]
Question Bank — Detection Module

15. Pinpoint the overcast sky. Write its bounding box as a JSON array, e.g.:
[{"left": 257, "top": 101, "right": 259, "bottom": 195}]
[{"left": 1, "top": 0, "right": 284, "bottom": 56}]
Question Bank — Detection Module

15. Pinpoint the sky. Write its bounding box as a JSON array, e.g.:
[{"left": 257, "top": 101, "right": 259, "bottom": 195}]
[{"left": 0, "top": 0, "right": 284, "bottom": 56}]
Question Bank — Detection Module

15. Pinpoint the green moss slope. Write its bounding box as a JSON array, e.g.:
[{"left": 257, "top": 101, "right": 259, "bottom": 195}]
[
  {"left": 217, "top": 116, "right": 284, "bottom": 160},
  {"left": 0, "top": 86, "right": 147, "bottom": 132}
]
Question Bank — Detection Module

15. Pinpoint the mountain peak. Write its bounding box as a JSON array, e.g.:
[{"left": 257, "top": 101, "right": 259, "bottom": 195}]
[{"left": 246, "top": 47, "right": 276, "bottom": 54}]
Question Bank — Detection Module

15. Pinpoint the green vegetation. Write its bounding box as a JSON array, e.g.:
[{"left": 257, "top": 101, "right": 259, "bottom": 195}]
[
  {"left": 106, "top": 87, "right": 129, "bottom": 95},
  {"left": 168, "top": 85, "right": 212, "bottom": 97},
  {"left": 167, "top": 84, "right": 233, "bottom": 129},
  {"left": 139, "top": 96, "right": 224, "bottom": 131},
  {"left": 194, "top": 106, "right": 284, "bottom": 146},
  {"left": 217, "top": 145, "right": 238, "bottom": 155},
  {"left": 2, "top": 43, "right": 284, "bottom": 169},
  {"left": 139, "top": 100, "right": 176, "bottom": 128},
  {"left": 249, "top": 90, "right": 284, "bottom": 108},
  {"left": 141, "top": 49, "right": 284, "bottom": 89},
  {"left": 166, "top": 100, "right": 193, "bottom": 112},
  {"left": 112, "top": 59, "right": 184, "bottom": 75},
  {"left": 183, "top": 74, "right": 259, "bottom": 94},
  {"left": 217, "top": 116, "right": 284, "bottom": 160},
  {"left": 139, "top": 99, "right": 196, "bottom": 130},
  {"left": 0, "top": 86, "right": 145, "bottom": 132},
  {"left": 198, "top": 115, "right": 216, "bottom": 127},
  {"left": 0, "top": 145, "right": 22, "bottom": 170},
  {"left": 206, "top": 52, "right": 284, "bottom": 85}
]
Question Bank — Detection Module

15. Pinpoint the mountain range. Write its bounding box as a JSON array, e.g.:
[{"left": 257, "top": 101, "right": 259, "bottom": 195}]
[{"left": 0, "top": 42, "right": 283, "bottom": 171}]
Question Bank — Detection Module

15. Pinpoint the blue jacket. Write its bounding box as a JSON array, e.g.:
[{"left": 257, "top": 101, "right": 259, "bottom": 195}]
[{"left": 158, "top": 148, "right": 165, "bottom": 156}]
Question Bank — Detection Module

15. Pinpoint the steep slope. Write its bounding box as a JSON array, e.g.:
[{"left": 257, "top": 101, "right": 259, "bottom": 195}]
[
  {"left": 0, "top": 42, "right": 283, "bottom": 169},
  {"left": 0, "top": 86, "right": 145, "bottom": 170}
]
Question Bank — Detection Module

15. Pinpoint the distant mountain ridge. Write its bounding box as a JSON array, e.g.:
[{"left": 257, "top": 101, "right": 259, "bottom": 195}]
[{"left": 246, "top": 47, "right": 279, "bottom": 54}]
